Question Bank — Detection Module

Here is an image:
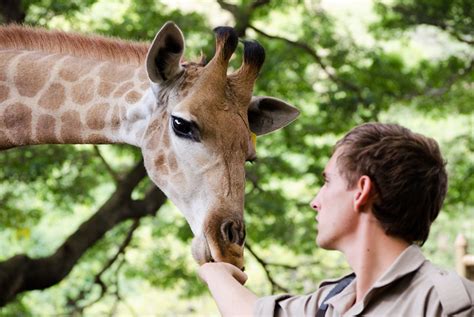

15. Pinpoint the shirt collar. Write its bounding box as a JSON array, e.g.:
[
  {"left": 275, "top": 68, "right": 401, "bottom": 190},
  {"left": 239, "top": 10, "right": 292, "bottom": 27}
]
[
  {"left": 325, "top": 245, "right": 427, "bottom": 315},
  {"left": 371, "top": 244, "right": 426, "bottom": 288}
]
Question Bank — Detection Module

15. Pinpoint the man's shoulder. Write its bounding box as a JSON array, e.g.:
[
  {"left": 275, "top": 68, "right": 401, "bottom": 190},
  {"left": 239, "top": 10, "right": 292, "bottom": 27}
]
[
  {"left": 254, "top": 273, "right": 354, "bottom": 316},
  {"left": 416, "top": 260, "right": 474, "bottom": 315}
]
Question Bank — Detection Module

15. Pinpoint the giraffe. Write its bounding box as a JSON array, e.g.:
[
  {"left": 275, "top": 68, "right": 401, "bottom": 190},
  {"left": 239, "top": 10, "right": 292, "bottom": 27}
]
[{"left": 0, "top": 22, "right": 299, "bottom": 269}]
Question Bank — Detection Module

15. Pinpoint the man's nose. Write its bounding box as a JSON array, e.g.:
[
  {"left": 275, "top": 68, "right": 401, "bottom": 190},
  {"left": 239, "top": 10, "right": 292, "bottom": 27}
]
[{"left": 310, "top": 195, "right": 320, "bottom": 211}]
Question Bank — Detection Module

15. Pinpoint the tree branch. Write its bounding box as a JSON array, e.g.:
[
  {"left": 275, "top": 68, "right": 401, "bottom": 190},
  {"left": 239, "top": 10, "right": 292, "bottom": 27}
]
[
  {"left": 245, "top": 241, "right": 289, "bottom": 293},
  {"left": 245, "top": 170, "right": 263, "bottom": 192},
  {"left": 392, "top": 5, "right": 474, "bottom": 46},
  {"left": 0, "top": 160, "right": 167, "bottom": 307},
  {"left": 248, "top": 24, "right": 368, "bottom": 105},
  {"left": 93, "top": 145, "right": 121, "bottom": 184},
  {"left": 250, "top": 0, "right": 271, "bottom": 10},
  {"left": 66, "top": 219, "right": 140, "bottom": 314},
  {"left": 403, "top": 58, "right": 474, "bottom": 100},
  {"left": 216, "top": 0, "right": 271, "bottom": 37},
  {"left": 450, "top": 32, "right": 474, "bottom": 45},
  {"left": 216, "top": 0, "right": 238, "bottom": 16}
]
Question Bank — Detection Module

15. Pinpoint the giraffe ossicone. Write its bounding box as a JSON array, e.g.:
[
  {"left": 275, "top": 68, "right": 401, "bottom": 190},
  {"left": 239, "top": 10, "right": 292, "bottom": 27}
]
[{"left": 0, "top": 22, "right": 299, "bottom": 269}]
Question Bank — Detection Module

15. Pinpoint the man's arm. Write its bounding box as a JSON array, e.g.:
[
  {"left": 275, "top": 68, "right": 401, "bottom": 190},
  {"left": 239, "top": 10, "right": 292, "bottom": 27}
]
[{"left": 198, "top": 262, "right": 258, "bottom": 316}]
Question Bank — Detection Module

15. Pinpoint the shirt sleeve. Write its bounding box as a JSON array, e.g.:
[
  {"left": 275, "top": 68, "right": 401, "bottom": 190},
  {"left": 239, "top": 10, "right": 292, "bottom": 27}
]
[{"left": 254, "top": 292, "right": 325, "bottom": 317}]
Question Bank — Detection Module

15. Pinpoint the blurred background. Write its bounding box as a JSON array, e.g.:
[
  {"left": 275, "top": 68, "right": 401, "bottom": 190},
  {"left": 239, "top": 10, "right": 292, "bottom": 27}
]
[{"left": 0, "top": 0, "right": 472, "bottom": 315}]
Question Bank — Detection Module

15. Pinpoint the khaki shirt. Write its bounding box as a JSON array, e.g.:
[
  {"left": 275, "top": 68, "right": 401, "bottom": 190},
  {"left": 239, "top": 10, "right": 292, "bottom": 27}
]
[{"left": 255, "top": 245, "right": 474, "bottom": 316}]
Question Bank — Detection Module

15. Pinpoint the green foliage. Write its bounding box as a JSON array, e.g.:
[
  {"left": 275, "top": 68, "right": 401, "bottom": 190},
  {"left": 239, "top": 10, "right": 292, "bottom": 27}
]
[
  {"left": 0, "top": 145, "right": 107, "bottom": 232},
  {"left": 372, "top": 0, "right": 473, "bottom": 41},
  {"left": 23, "top": 0, "right": 100, "bottom": 25}
]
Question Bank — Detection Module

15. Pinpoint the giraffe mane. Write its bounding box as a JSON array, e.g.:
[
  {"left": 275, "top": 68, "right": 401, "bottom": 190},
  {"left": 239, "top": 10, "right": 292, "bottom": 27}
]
[{"left": 0, "top": 24, "right": 149, "bottom": 66}]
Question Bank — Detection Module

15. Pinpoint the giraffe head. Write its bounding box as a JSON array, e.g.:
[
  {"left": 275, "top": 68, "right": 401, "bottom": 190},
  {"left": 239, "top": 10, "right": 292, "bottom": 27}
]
[{"left": 140, "top": 22, "right": 299, "bottom": 269}]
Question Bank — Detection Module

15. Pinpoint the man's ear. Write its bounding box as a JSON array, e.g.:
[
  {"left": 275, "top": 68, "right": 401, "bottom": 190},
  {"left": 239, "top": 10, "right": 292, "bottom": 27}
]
[
  {"left": 354, "top": 175, "right": 373, "bottom": 212},
  {"left": 247, "top": 96, "right": 299, "bottom": 135},
  {"left": 146, "top": 21, "right": 184, "bottom": 84}
]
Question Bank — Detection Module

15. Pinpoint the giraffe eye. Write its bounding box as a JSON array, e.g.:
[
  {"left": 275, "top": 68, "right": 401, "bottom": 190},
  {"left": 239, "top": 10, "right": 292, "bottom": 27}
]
[{"left": 171, "top": 115, "right": 201, "bottom": 142}]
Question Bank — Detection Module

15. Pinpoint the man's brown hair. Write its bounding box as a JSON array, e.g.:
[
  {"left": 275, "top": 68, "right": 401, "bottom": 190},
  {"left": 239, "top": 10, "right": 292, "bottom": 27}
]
[{"left": 335, "top": 123, "right": 448, "bottom": 245}]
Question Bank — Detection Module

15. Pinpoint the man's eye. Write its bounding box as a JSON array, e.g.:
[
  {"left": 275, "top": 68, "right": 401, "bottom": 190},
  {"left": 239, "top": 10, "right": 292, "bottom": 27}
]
[{"left": 171, "top": 116, "right": 201, "bottom": 142}]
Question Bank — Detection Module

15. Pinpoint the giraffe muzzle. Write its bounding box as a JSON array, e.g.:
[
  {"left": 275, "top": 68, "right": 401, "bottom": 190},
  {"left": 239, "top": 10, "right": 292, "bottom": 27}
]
[{"left": 191, "top": 217, "right": 246, "bottom": 270}]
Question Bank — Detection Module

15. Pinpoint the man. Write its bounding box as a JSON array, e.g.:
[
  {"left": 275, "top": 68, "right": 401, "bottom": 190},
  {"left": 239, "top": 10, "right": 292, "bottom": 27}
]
[{"left": 198, "top": 123, "right": 474, "bottom": 316}]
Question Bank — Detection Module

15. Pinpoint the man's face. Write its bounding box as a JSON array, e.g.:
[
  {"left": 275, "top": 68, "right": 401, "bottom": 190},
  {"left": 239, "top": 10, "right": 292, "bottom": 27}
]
[{"left": 310, "top": 148, "right": 358, "bottom": 250}]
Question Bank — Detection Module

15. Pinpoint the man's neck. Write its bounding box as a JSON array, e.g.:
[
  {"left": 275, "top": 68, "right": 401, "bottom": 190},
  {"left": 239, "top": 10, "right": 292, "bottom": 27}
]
[{"left": 341, "top": 216, "right": 410, "bottom": 304}]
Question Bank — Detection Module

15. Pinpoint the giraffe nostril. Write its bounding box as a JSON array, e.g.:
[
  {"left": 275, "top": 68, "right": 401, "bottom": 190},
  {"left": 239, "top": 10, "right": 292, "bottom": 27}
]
[
  {"left": 221, "top": 220, "right": 245, "bottom": 246},
  {"left": 224, "top": 222, "right": 235, "bottom": 243}
]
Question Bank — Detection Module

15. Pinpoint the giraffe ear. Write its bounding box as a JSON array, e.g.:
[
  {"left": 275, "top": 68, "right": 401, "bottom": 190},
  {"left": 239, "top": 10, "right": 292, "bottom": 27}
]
[
  {"left": 247, "top": 96, "right": 300, "bottom": 136},
  {"left": 146, "top": 21, "right": 185, "bottom": 84}
]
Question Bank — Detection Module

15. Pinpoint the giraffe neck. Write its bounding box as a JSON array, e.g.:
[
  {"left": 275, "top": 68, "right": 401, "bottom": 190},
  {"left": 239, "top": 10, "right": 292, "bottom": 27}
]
[{"left": 0, "top": 49, "right": 155, "bottom": 150}]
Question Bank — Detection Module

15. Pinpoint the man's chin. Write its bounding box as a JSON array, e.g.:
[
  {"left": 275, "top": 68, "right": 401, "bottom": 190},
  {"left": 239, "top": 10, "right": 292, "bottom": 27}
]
[{"left": 316, "top": 236, "right": 336, "bottom": 250}]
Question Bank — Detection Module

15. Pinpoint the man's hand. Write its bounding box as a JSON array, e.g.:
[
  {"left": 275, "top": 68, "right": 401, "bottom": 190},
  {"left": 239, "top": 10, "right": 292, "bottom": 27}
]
[
  {"left": 198, "top": 262, "right": 248, "bottom": 285},
  {"left": 197, "top": 262, "right": 257, "bottom": 316}
]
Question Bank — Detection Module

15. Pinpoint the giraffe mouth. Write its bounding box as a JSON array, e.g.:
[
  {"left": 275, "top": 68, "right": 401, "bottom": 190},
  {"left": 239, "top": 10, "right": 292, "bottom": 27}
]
[{"left": 191, "top": 232, "right": 245, "bottom": 270}]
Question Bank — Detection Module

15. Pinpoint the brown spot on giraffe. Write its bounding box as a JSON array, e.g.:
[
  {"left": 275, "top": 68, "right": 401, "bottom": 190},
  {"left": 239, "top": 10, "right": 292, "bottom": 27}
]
[
  {"left": 125, "top": 90, "right": 142, "bottom": 104},
  {"left": 72, "top": 78, "right": 95, "bottom": 105},
  {"left": 168, "top": 153, "right": 178, "bottom": 170},
  {"left": 143, "top": 113, "right": 166, "bottom": 142},
  {"left": 152, "top": 118, "right": 164, "bottom": 130},
  {"left": 38, "top": 82, "right": 66, "bottom": 110},
  {"left": 161, "top": 125, "right": 170, "bottom": 147},
  {"left": 14, "top": 53, "right": 53, "bottom": 97},
  {"left": 2, "top": 102, "right": 32, "bottom": 144},
  {"left": 60, "top": 110, "right": 83, "bottom": 143},
  {"left": 86, "top": 103, "right": 109, "bottom": 130},
  {"left": 98, "top": 81, "right": 116, "bottom": 98},
  {"left": 146, "top": 135, "right": 159, "bottom": 150},
  {"left": 110, "top": 106, "right": 121, "bottom": 130},
  {"left": 155, "top": 154, "right": 166, "bottom": 167},
  {"left": 99, "top": 63, "right": 135, "bottom": 83},
  {"left": 0, "top": 130, "right": 13, "bottom": 149},
  {"left": 85, "top": 133, "right": 110, "bottom": 144},
  {"left": 119, "top": 105, "right": 127, "bottom": 121},
  {"left": 154, "top": 154, "right": 169, "bottom": 175},
  {"left": 59, "top": 57, "right": 97, "bottom": 82},
  {"left": 144, "top": 118, "right": 163, "bottom": 149},
  {"left": 36, "top": 114, "right": 57, "bottom": 143},
  {"left": 0, "top": 85, "right": 9, "bottom": 103}
]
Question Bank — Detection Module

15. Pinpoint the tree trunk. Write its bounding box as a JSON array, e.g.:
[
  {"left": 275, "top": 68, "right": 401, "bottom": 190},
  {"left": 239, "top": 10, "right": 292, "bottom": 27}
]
[{"left": 0, "top": 161, "right": 167, "bottom": 307}]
